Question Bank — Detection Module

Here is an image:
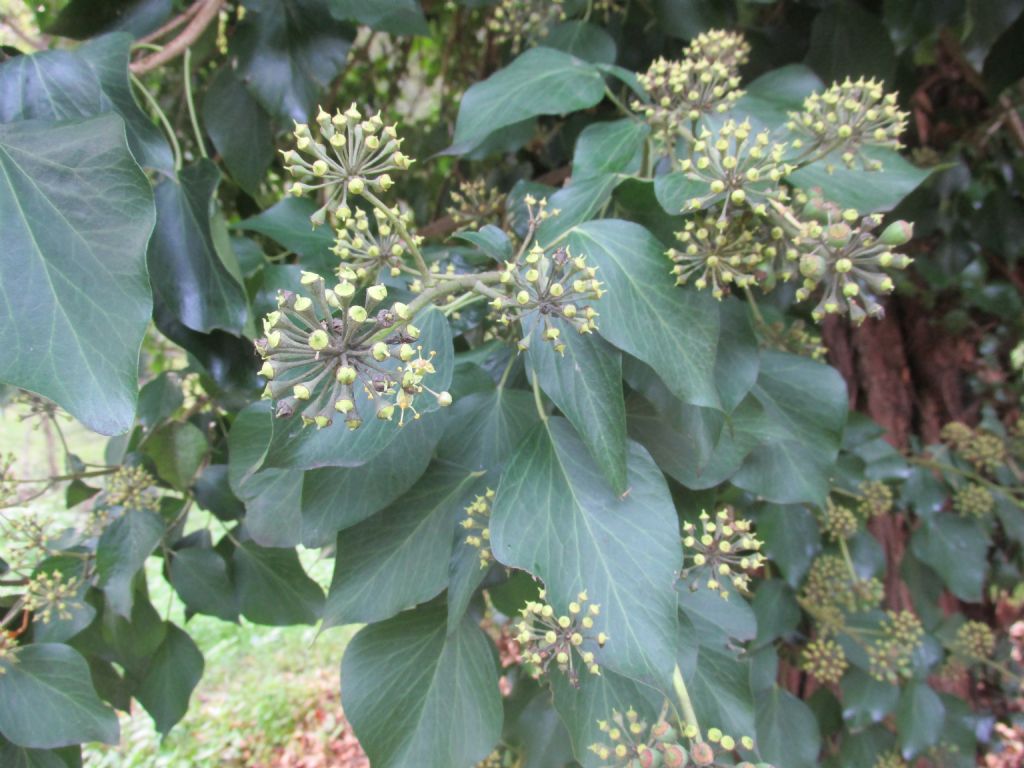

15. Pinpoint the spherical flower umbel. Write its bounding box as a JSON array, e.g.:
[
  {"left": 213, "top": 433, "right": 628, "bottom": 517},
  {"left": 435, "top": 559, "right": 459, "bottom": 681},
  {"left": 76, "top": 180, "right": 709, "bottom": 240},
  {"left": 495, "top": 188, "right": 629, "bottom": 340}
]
[
  {"left": 683, "top": 29, "right": 751, "bottom": 69},
  {"left": 447, "top": 179, "right": 506, "bottom": 232},
  {"left": 857, "top": 480, "right": 893, "bottom": 519},
  {"left": 802, "top": 637, "right": 849, "bottom": 684},
  {"left": 667, "top": 214, "right": 763, "bottom": 298},
  {"left": 818, "top": 498, "right": 859, "bottom": 541},
  {"left": 867, "top": 610, "right": 924, "bottom": 684},
  {"left": 281, "top": 104, "right": 413, "bottom": 226},
  {"left": 332, "top": 206, "right": 414, "bottom": 282},
  {"left": 801, "top": 554, "right": 884, "bottom": 616},
  {"left": 678, "top": 120, "right": 794, "bottom": 215},
  {"left": 460, "top": 489, "right": 495, "bottom": 569},
  {"left": 950, "top": 620, "right": 996, "bottom": 662},
  {"left": 681, "top": 508, "right": 765, "bottom": 599},
  {"left": 487, "top": 0, "right": 566, "bottom": 54},
  {"left": 103, "top": 465, "right": 161, "bottom": 513},
  {"left": 954, "top": 482, "right": 994, "bottom": 518},
  {"left": 255, "top": 274, "right": 451, "bottom": 430},
  {"left": 514, "top": 589, "right": 605, "bottom": 686},
  {"left": 786, "top": 77, "right": 909, "bottom": 171},
  {"left": 23, "top": 569, "right": 82, "bottom": 624}
]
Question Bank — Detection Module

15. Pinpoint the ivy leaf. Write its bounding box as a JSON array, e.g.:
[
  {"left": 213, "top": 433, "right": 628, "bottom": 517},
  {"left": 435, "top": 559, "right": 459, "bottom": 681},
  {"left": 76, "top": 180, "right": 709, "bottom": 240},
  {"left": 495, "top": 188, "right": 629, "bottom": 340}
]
[
  {"left": 910, "top": 514, "right": 989, "bottom": 602},
  {"left": 236, "top": 197, "right": 335, "bottom": 270},
  {"left": 757, "top": 504, "right": 822, "bottom": 587},
  {"left": 526, "top": 317, "right": 628, "bottom": 493},
  {"left": 730, "top": 63, "right": 823, "bottom": 132},
  {"left": 572, "top": 119, "right": 649, "bottom": 179},
  {"left": 653, "top": 172, "right": 706, "bottom": 215},
  {"left": 0, "top": 32, "right": 173, "bottom": 173},
  {"left": 536, "top": 173, "right": 624, "bottom": 244},
  {"left": 544, "top": 20, "right": 617, "bottom": 64},
  {"left": 0, "top": 644, "right": 119, "bottom": 749},
  {"left": 149, "top": 161, "right": 248, "bottom": 335},
  {"left": 686, "top": 644, "right": 756, "bottom": 739},
  {"left": 323, "top": 465, "right": 485, "bottom": 626},
  {"left": 756, "top": 686, "right": 822, "bottom": 768},
  {"left": 232, "top": 541, "right": 324, "bottom": 625},
  {"left": 169, "top": 547, "right": 239, "bottom": 622},
  {"left": 143, "top": 421, "right": 208, "bottom": 491},
  {"left": 341, "top": 602, "right": 502, "bottom": 768},
  {"left": 134, "top": 625, "right": 204, "bottom": 735},
  {"left": 451, "top": 47, "right": 605, "bottom": 154},
  {"left": 328, "top": 0, "right": 428, "bottom": 35},
  {"left": 454, "top": 225, "right": 513, "bottom": 263},
  {"left": 0, "top": 115, "right": 154, "bottom": 435},
  {"left": 895, "top": 682, "right": 944, "bottom": 759},
  {"left": 805, "top": 0, "right": 897, "bottom": 84},
  {"left": 0, "top": 735, "right": 80, "bottom": 768},
  {"left": 436, "top": 387, "right": 540, "bottom": 472},
  {"left": 96, "top": 509, "right": 165, "bottom": 618},
  {"left": 568, "top": 219, "right": 722, "bottom": 409},
  {"left": 202, "top": 67, "right": 275, "bottom": 197},
  {"left": 840, "top": 669, "right": 899, "bottom": 729},
  {"left": 232, "top": 0, "right": 354, "bottom": 121},
  {"left": 490, "top": 417, "right": 681, "bottom": 681}
]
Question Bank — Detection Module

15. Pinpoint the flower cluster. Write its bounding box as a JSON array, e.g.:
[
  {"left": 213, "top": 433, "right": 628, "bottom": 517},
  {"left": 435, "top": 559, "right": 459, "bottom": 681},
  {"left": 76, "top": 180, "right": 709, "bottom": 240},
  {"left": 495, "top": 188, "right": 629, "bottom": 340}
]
[
  {"left": 954, "top": 482, "right": 994, "bottom": 518},
  {"left": 447, "top": 179, "right": 506, "bottom": 232},
  {"left": 332, "top": 206, "right": 414, "bottom": 282},
  {"left": 256, "top": 275, "right": 450, "bottom": 430},
  {"left": 0, "top": 452, "right": 15, "bottom": 508},
  {"left": 514, "top": 590, "right": 605, "bottom": 686},
  {"left": 794, "top": 212, "right": 914, "bottom": 323},
  {"left": 23, "top": 569, "right": 81, "bottom": 624},
  {"left": 681, "top": 509, "right": 765, "bottom": 599},
  {"left": 589, "top": 707, "right": 761, "bottom": 768},
  {"left": 786, "top": 77, "right": 909, "bottom": 171},
  {"left": 679, "top": 120, "right": 794, "bottom": 215},
  {"left": 487, "top": 0, "right": 565, "bottom": 54},
  {"left": 282, "top": 105, "right": 412, "bottom": 226},
  {"left": 858, "top": 480, "right": 894, "bottom": 519},
  {"left": 801, "top": 555, "right": 883, "bottom": 617},
  {"left": 802, "top": 637, "right": 848, "bottom": 684},
  {"left": 460, "top": 489, "right": 494, "bottom": 569},
  {"left": 950, "top": 620, "right": 996, "bottom": 662},
  {"left": 818, "top": 498, "right": 859, "bottom": 541},
  {"left": 941, "top": 421, "right": 1007, "bottom": 474},
  {"left": 490, "top": 243, "right": 601, "bottom": 353},
  {"left": 103, "top": 465, "right": 160, "bottom": 513},
  {"left": 867, "top": 610, "right": 924, "bottom": 684},
  {"left": 873, "top": 751, "right": 909, "bottom": 768}
]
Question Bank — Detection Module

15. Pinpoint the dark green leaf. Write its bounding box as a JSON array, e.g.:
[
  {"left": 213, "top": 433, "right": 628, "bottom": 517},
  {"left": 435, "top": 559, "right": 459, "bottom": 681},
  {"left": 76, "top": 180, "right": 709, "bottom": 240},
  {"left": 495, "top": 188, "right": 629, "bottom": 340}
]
[
  {"left": 686, "top": 643, "right": 756, "bottom": 739},
  {"left": 169, "top": 547, "right": 238, "bottom": 622},
  {"left": 730, "top": 63, "right": 822, "bottom": 132},
  {"left": 0, "top": 644, "right": 119, "bottom": 748},
  {"left": 504, "top": 684, "right": 575, "bottom": 768},
  {"left": 193, "top": 464, "right": 244, "bottom": 521},
  {"left": 805, "top": 0, "right": 896, "bottom": 84},
  {"left": 910, "top": 514, "right": 989, "bottom": 602},
  {"left": 0, "top": 115, "right": 154, "bottom": 435},
  {"left": 451, "top": 47, "right": 605, "bottom": 153},
  {"left": 896, "top": 682, "right": 944, "bottom": 759},
  {"left": 568, "top": 220, "right": 722, "bottom": 409},
  {"left": 47, "top": 0, "right": 171, "bottom": 40},
  {"left": 232, "top": 0, "right": 354, "bottom": 121},
  {"left": 983, "top": 8, "right": 1024, "bottom": 95},
  {"left": 679, "top": 585, "right": 756, "bottom": 645},
  {"left": 149, "top": 161, "right": 248, "bottom": 335},
  {"left": 236, "top": 197, "right": 335, "bottom": 269},
  {"left": 756, "top": 687, "right": 822, "bottom": 768},
  {"left": 323, "top": 465, "right": 484, "bottom": 626},
  {"left": 134, "top": 624, "right": 204, "bottom": 735},
  {"left": 757, "top": 504, "right": 821, "bottom": 587},
  {"left": 544, "top": 20, "right": 617, "bottom": 64},
  {"left": 840, "top": 669, "right": 899, "bottom": 729},
  {"left": 328, "top": 0, "right": 428, "bottom": 35},
  {"left": 143, "top": 421, "right": 207, "bottom": 490},
  {"left": 653, "top": 172, "right": 706, "bottom": 214},
  {"left": 491, "top": 418, "right": 681, "bottom": 681},
  {"left": 526, "top": 317, "right": 627, "bottom": 493},
  {"left": 202, "top": 67, "right": 275, "bottom": 197},
  {"left": 0, "top": 736, "right": 80, "bottom": 768},
  {"left": 97, "top": 509, "right": 165, "bottom": 617},
  {"left": 535, "top": 173, "right": 623, "bottom": 244},
  {"left": 341, "top": 602, "right": 502, "bottom": 768},
  {"left": 233, "top": 541, "right": 324, "bottom": 625},
  {"left": 454, "top": 225, "right": 513, "bottom": 262},
  {"left": 752, "top": 579, "right": 801, "bottom": 647},
  {"left": 787, "top": 150, "right": 933, "bottom": 214},
  {"left": 136, "top": 373, "right": 184, "bottom": 430}
]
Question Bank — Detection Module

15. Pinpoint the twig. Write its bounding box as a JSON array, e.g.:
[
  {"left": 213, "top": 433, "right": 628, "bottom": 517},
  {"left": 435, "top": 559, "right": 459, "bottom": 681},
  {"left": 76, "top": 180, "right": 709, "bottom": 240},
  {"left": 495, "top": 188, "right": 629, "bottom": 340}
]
[
  {"left": 136, "top": 0, "right": 205, "bottom": 46},
  {"left": 131, "top": 0, "right": 225, "bottom": 75}
]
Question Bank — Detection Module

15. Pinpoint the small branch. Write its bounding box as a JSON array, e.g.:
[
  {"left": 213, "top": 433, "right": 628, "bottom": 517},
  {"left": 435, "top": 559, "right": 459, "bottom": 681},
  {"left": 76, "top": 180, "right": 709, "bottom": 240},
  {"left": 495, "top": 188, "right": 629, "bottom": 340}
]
[
  {"left": 131, "top": 0, "right": 225, "bottom": 75},
  {"left": 136, "top": 0, "right": 204, "bottom": 46}
]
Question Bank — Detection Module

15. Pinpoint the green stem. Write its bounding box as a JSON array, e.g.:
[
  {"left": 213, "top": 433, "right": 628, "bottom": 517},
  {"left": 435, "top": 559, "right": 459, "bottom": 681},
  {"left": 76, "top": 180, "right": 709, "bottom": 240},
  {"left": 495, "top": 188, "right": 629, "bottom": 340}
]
[
  {"left": 531, "top": 375, "right": 548, "bottom": 423},
  {"left": 442, "top": 291, "right": 484, "bottom": 317},
  {"left": 362, "top": 189, "right": 432, "bottom": 282},
  {"left": 742, "top": 285, "right": 766, "bottom": 328},
  {"left": 183, "top": 48, "right": 207, "bottom": 159},
  {"left": 910, "top": 456, "right": 1024, "bottom": 509},
  {"left": 604, "top": 86, "right": 633, "bottom": 118},
  {"left": 131, "top": 72, "right": 183, "bottom": 171},
  {"left": 838, "top": 537, "right": 858, "bottom": 582},
  {"left": 832, "top": 486, "right": 864, "bottom": 501},
  {"left": 671, "top": 664, "right": 701, "bottom": 740},
  {"left": 497, "top": 354, "right": 516, "bottom": 390}
]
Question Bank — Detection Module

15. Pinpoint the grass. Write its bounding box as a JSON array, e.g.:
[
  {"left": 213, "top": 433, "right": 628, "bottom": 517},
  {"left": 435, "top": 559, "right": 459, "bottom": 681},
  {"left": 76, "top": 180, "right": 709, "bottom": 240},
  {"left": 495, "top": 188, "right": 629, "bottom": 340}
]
[{"left": 1, "top": 402, "right": 358, "bottom": 766}]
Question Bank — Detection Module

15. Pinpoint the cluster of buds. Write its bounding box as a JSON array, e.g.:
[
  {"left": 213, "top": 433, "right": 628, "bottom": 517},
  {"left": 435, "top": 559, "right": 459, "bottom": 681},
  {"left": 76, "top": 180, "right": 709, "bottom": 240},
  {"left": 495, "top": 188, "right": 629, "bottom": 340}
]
[
  {"left": 949, "top": 620, "right": 996, "bottom": 662},
  {"left": 256, "top": 275, "right": 451, "bottom": 430},
  {"left": 23, "top": 569, "right": 81, "bottom": 624},
  {"left": 857, "top": 480, "right": 893, "bottom": 519},
  {"left": 763, "top": 319, "right": 828, "bottom": 361},
  {"left": 487, "top": 0, "right": 565, "bottom": 54},
  {"left": 802, "top": 637, "right": 849, "bottom": 684},
  {"left": 447, "top": 179, "right": 506, "bottom": 231},
  {"left": 590, "top": 707, "right": 762, "bottom": 768},
  {"left": 873, "top": 751, "right": 909, "bottom": 768},
  {"left": 282, "top": 105, "right": 412, "bottom": 226},
  {"left": 817, "top": 498, "right": 859, "bottom": 541},
  {"left": 680, "top": 509, "right": 765, "bottom": 599},
  {"left": 475, "top": 748, "right": 514, "bottom": 768},
  {"left": 684, "top": 29, "right": 751, "bottom": 68},
  {"left": 460, "top": 489, "right": 494, "bottom": 569},
  {"left": 954, "top": 483, "right": 994, "bottom": 518},
  {"left": 1, "top": 512, "right": 60, "bottom": 572},
  {"left": 332, "top": 206, "right": 414, "bottom": 281},
  {"left": 786, "top": 77, "right": 909, "bottom": 171},
  {"left": 103, "top": 465, "right": 160, "bottom": 513},
  {"left": 867, "top": 610, "right": 924, "bottom": 684},
  {"left": 941, "top": 421, "right": 1007, "bottom": 475},
  {"left": 679, "top": 120, "right": 794, "bottom": 215},
  {"left": 0, "top": 452, "right": 15, "bottom": 508},
  {"left": 793, "top": 209, "right": 913, "bottom": 323},
  {"left": 514, "top": 589, "right": 605, "bottom": 686},
  {"left": 490, "top": 244, "right": 601, "bottom": 353},
  {"left": 801, "top": 554, "right": 883, "bottom": 616}
]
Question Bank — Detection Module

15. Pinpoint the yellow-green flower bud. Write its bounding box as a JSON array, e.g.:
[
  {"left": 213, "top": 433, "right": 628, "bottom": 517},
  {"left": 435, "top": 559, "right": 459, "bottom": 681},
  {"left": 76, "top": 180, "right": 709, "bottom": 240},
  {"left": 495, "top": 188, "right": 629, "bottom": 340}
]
[
  {"left": 308, "top": 329, "right": 330, "bottom": 350},
  {"left": 371, "top": 342, "right": 389, "bottom": 361}
]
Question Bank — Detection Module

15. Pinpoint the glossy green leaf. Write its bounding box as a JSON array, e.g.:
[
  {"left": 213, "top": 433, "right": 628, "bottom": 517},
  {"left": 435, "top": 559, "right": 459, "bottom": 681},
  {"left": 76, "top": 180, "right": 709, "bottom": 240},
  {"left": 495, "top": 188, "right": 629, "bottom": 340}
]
[
  {"left": 454, "top": 225, "right": 513, "bottom": 262},
  {"left": 328, "top": 0, "right": 428, "bottom": 35},
  {"left": 679, "top": 585, "right": 757, "bottom": 645},
  {"left": 896, "top": 682, "right": 944, "bottom": 759},
  {"left": 144, "top": 421, "right": 207, "bottom": 491},
  {"left": 134, "top": 624, "right": 204, "bottom": 735},
  {"left": 169, "top": 547, "right": 238, "bottom": 622},
  {"left": 787, "top": 150, "right": 933, "bottom": 214},
  {"left": 0, "top": 644, "right": 119, "bottom": 749},
  {"left": 451, "top": 47, "right": 605, "bottom": 153},
  {"left": 96, "top": 509, "right": 165, "bottom": 618},
  {"left": 202, "top": 67, "right": 275, "bottom": 197},
  {"left": 341, "top": 601, "right": 502, "bottom": 768},
  {"left": 910, "top": 514, "right": 989, "bottom": 602},
  {"left": 757, "top": 504, "right": 821, "bottom": 587},
  {"left": 653, "top": 172, "right": 706, "bottom": 214},
  {"left": 236, "top": 197, "right": 335, "bottom": 269},
  {"left": 536, "top": 173, "right": 623, "bottom": 244},
  {"left": 805, "top": 0, "right": 896, "bottom": 84},
  {"left": 490, "top": 417, "right": 681, "bottom": 681},
  {"left": 526, "top": 316, "right": 627, "bottom": 493},
  {"left": 756, "top": 687, "right": 822, "bottom": 768},
  {"left": 436, "top": 387, "right": 540, "bottom": 473},
  {"left": 840, "top": 669, "right": 899, "bottom": 729},
  {"left": 730, "top": 63, "right": 823, "bottom": 132},
  {"left": 686, "top": 643, "right": 756, "bottom": 739},
  {"left": 135, "top": 373, "right": 184, "bottom": 430},
  {"left": 568, "top": 219, "right": 722, "bottom": 409},
  {"left": 323, "top": 465, "right": 484, "bottom": 626},
  {"left": 0, "top": 736, "right": 79, "bottom": 768},
  {"left": 232, "top": 0, "right": 354, "bottom": 121},
  {"left": 0, "top": 114, "right": 154, "bottom": 435},
  {"left": 544, "top": 20, "right": 617, "bottom": 64},
  {"left": 0, "top": 32, "right": 173, "bottom": 173},
  {"left": 504, "top": 683, "right": 575, "bottom": 768},
  {"left": 232, "top": 541, "right": 324, "bottom": 625},
  {"left": 752, "top": 579, "right": 802, "bottom": 647},
  {"left": 149, "top": 161, "right": 248, "bottom": 335}
]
